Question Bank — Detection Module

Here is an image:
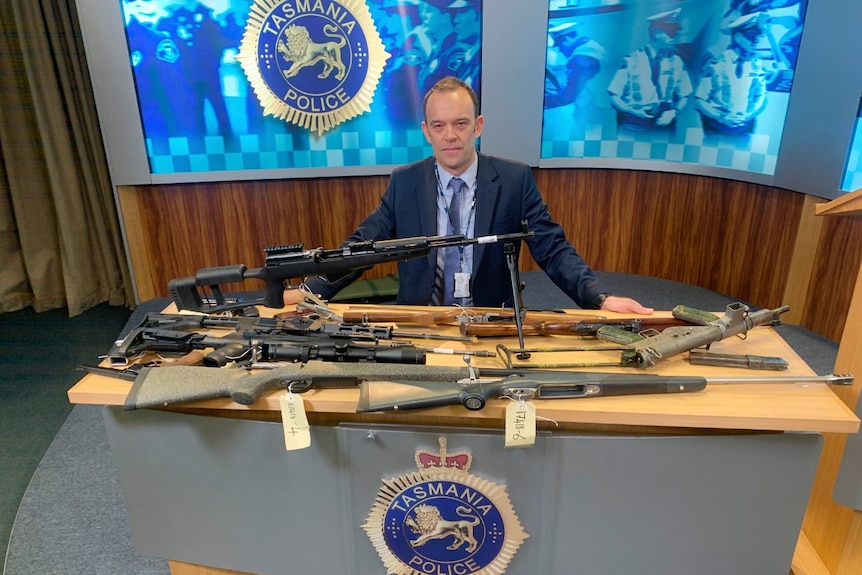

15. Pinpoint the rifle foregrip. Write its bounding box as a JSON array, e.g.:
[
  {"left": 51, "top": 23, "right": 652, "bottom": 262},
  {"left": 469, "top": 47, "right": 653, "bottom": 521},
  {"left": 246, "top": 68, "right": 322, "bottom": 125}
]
[{"left": 596, "top": 377, "right": 706, "bottom": 396}]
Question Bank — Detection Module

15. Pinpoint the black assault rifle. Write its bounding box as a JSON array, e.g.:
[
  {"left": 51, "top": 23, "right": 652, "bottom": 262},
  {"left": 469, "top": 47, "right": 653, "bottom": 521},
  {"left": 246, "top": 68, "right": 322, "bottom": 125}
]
[
  {"left": 168, "top": 225, "right": 534, "bottom": 313},
  {"left": 106, "top": 312, "right": 471, "bottom": 366}
]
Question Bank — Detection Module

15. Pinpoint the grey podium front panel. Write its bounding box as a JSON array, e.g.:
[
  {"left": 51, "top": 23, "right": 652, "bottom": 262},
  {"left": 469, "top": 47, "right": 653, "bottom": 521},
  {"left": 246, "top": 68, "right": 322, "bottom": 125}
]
[{"left": 104, "top": 407, "right": 823, "bottom": 575}]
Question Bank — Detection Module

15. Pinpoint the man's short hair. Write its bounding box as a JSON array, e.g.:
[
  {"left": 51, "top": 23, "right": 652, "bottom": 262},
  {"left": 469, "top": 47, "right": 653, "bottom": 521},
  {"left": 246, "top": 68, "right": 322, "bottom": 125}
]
[{"left": 423, "top": 76, "right": 480, "bottom": 119}]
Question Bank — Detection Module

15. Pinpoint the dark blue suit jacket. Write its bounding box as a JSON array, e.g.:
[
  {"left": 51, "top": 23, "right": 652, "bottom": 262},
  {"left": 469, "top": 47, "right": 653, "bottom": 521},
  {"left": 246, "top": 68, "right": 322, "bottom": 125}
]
[{"left": 307, "top": 154, "right": 606, "bottom": 308}]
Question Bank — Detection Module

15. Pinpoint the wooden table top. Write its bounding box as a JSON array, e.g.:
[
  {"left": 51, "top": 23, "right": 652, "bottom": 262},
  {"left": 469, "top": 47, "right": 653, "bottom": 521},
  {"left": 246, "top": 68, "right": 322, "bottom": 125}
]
[{"left": 68, "top": 305, "right": 860, "bottom": 434}]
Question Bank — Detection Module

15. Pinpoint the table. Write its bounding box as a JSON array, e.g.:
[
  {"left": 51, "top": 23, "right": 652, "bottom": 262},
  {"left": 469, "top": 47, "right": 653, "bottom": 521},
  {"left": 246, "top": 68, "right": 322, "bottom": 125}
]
[{"left": 68, "top": 304, "right": 859, "bottom": 575}]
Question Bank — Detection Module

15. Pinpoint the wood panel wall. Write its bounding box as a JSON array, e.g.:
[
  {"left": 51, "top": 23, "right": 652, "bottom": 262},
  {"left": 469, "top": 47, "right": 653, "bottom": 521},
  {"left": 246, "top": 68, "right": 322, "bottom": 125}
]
[{"left": 117, "top": 168, "right": 862, "bottom": 341}]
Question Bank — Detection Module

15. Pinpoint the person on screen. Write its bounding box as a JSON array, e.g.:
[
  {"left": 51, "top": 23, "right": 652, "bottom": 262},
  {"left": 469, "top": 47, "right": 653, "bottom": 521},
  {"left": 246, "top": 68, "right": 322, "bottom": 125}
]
[
  {"left": 162, "top": 0, "right": 233, "bottom": 137},
  {"left": 543, "top": 19, "right": 604, "bottom": 110},
  {"left": 420, "top": 0, "right": 482, "bottom": 95},
  {"left": 122, "top": 0, "right": 197, "bottom": 138},
  {"left": 384, "top": 0, "right": 456, "bottom": 125},
  {"left": 294, "top": 77, "right": 652, "bottom": 314},
  {"left": 721, "top": 0, "right": 804, "bottom": 93},
  {"left": 694, "top": 12, "right": 779, "bottom": 135},
  {"left": 607, "top": 8, "right": 693, "bottom": 131}
]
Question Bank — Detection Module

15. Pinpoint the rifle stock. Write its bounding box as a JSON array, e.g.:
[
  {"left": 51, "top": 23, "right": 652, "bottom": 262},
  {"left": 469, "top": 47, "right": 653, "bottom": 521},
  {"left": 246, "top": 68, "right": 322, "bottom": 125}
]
[
  {"left": 124, "top": 363, "right": 474, "bottom": 410},
  {"left": 341, "top": 306, "right": 596, "bottom": 326},
  {"left": 461, "top": 318, "right": 690, "bottom": 338},
  {"left": 356, "top": 372, "right": 708, "bottom": 412}
]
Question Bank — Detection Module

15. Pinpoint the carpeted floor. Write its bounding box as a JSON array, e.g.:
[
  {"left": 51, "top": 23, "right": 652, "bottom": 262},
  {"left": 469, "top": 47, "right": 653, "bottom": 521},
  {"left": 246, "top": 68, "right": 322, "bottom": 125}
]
[
  {"left": 0, "top": 303, "right": 131, "bottom": 570},
  {"left": 1, "top": 273, "right": 840, "bottom": 574}
]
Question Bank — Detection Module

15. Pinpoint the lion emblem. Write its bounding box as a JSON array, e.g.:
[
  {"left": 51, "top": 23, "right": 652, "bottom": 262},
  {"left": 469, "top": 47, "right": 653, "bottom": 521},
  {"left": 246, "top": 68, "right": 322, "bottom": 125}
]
[
  {"left": 405, "top": 504, "right": 481, "bottom": 552},
  {"left": 277, "top": 23, "right": 346, "bottom": 81}
]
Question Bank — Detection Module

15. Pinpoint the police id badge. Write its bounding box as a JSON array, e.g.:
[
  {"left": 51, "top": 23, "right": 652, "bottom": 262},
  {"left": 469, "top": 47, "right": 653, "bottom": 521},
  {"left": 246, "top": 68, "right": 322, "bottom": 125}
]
[
  {"left": 363, "top": 437, "right": 529, "bottom": 575},
  {"left": 238, "top": 0, "right": 389, "bottom": 135}
]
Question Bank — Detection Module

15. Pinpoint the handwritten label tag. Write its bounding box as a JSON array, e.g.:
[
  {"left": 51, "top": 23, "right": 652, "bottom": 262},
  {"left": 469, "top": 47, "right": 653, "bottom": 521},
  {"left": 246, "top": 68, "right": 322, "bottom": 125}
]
[
  {"left": 279, "top": 392, "right": 311, "bottom": 451},
  {"left": 505, "top": 401, "right": 536, "bottom": 448}
]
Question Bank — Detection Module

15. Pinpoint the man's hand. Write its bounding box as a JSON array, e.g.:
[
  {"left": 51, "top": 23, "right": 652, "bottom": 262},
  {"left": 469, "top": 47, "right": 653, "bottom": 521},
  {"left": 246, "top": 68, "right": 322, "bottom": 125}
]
[
  {"left": 282, "top": 287, "right": 306, "bottom": 306},
  {"left": 601, "top": 296, "right": 654, "bottom": 315}
]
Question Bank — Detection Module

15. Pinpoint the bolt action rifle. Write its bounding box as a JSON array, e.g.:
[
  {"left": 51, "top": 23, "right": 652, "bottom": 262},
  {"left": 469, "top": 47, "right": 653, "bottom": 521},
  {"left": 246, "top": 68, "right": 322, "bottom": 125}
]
[
  {"left": 119, "top": 362, "right": 708, "bottom": 410},
  {"left": 115, "top": 362, "right": 853, "bottom": 412},
  {"left": 168, "top": 226, "right": 534, "bottom": 313},
  {"left": 460, "top": 317, "right": 697, "bottom": 338},
  {"left": 340, "top": 306, "right": 596, "bottom": 326}
]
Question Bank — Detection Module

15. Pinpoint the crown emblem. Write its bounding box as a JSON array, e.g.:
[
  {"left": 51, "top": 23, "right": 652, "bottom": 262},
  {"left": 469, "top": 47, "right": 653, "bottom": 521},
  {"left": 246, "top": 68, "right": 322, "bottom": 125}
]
[{"left": 414, "top": 437, "right": 471, "bottom": 473}]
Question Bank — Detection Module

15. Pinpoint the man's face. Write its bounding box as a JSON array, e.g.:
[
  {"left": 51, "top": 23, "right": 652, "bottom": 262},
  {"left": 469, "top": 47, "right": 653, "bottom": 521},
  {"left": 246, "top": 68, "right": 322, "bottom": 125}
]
[
  {"left": 735, "top": 26, "right": 765, "bottom": 55},
  {"left": 421, "top": 88, "right": 483, "bottom": 176},
  {"left": 651, "top": 28, "right": 678, "bottom": 50}
]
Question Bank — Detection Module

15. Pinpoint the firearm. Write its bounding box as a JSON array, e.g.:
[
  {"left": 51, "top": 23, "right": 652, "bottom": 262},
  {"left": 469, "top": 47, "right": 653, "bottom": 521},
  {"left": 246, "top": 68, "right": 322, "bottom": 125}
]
[
  {"left": 341, "top": 306, "right": 595, "bottom": 326},
  {"left": 168, "top": 227, "right": 534, "bottom": 313},
  {"left": 111, "top": 326, "right": 427, "bottom": 368},
  {"left": 107, "top": 313, "right": 469, "bottom": 366},
  {"left": 461, "top": 317, "right": 694, "bottom": 338},
  {"left": 598, "top": 303, "right": 790, "bottom": 368},
  {"left": 118, "top": 360, "right": 852, "bottom": 412},
  {"left": 120, "top": 362, "right": 705, "bottom": 410},
  {"left": 356, "top": 371, "right": 708, "bottom": 412}
]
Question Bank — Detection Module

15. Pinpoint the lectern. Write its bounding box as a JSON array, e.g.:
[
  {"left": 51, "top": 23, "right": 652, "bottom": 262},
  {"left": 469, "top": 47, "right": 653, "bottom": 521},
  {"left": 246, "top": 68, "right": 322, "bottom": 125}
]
[{"left": 796, "top": 188, "right": 862, "bottom": 575}]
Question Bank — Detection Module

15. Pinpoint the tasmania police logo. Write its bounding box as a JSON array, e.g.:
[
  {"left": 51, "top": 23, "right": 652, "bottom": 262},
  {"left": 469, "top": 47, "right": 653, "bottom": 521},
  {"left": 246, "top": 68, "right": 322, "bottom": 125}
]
[
  {"left": 363, "top": 437, "right": 528, "bottom": 575},
  {"left": 238, "top": 0, "right": 389, "bottom": 134}
]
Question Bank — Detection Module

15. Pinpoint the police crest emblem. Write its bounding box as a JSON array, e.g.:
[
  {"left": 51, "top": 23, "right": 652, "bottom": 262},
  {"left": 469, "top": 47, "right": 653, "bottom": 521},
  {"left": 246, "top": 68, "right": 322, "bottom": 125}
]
[
  {"left": 363, "top": 437, "right": 529, "bottom": 575},
  {"left": 238, "top": 0, "right": 389, "bottom": 135}
]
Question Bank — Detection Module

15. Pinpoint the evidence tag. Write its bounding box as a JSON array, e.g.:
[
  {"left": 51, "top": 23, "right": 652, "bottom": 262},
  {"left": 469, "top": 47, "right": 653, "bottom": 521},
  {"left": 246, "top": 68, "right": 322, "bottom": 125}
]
[
  {"left": 505, "top": 400, "right": 536, "bottom": 448},
  {"left": 454, "top": 272, "right": 471, "bottom": 298},
  {"left": 279, "top": 392, "right": 311, "bottom": 451}
]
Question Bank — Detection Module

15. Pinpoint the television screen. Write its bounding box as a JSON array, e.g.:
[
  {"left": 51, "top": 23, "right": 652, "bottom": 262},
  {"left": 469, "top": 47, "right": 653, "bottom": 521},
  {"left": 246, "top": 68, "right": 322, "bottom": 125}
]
[
  {"left": 541, "top": 0, "right": 808, "bottom": 176},
  {"left": 118, "top": 0, "right": 483, "bottom": 175},
  {"left": 841, "top": 94, "right": 862, "bottom": 192}
]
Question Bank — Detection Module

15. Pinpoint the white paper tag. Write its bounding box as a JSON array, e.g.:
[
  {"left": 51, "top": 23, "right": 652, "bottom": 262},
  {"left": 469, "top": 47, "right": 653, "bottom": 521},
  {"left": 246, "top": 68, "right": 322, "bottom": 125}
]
[
  {"left": 454, "top": 272, "right": 471, "bottom": 298},
  {"left": 279, "top": 392, "right": 311, "bottom": 451},
  {"left": 505, "top": 401, "right": 536, "bottom": 448}
]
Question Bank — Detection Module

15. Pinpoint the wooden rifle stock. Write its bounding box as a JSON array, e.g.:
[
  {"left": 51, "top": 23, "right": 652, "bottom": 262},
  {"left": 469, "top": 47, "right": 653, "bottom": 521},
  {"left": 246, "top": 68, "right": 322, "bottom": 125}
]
[
  {"left": 342, "top": 306, "right": 596, "bottom": 326},
  {"left": 461, "top": 317, "right": 691, "bottom": 338}
]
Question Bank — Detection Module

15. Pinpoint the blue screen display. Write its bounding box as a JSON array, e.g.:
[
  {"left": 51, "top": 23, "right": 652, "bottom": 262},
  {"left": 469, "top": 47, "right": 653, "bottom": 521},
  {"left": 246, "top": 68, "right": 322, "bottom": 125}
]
[
  {"left": 841, "top": 95, "right": 862, "bottom": 192},
  {"left": 541, "top": 0, "right": 807, "bottom": 176},
  {"left": 119, "top": 0, "right": 483, "bottom": 175}
]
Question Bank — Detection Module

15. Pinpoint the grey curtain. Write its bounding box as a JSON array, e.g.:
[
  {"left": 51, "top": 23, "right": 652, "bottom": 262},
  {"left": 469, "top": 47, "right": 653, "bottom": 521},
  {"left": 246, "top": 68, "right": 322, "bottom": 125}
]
[{"left": 0, "top": 0, "right": 133, "bottom": 316}]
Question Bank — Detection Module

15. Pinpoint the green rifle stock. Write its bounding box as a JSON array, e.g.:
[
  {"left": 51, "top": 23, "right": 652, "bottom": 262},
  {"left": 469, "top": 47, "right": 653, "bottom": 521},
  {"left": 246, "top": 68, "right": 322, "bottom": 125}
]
[{"left": 124, "top": 363, "right": 476, "bottom": 410}]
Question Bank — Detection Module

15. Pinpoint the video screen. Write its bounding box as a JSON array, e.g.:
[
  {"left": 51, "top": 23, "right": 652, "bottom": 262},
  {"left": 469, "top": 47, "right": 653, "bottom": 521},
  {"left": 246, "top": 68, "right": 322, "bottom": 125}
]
[
  {"left": 841, "top": 95, "right": 862, "bottom": 192},
  {"left": 118, "top": 0, "right": 483, "bottom": 175},
  {"left": 541, "top": 0, "right": 808, "bottom": 176}
]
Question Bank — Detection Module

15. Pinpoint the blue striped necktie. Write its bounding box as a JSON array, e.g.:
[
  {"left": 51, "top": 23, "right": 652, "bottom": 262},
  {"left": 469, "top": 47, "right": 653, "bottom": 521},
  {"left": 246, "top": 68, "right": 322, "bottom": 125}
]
[{"left": 442, "top": 177, "right": 465, "bottom": 305}]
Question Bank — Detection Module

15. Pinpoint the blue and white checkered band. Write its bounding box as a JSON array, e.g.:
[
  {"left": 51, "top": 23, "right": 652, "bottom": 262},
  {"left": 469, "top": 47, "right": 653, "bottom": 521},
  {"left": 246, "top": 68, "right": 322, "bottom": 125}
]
[{"left": 238, "top": 0, "right": 390, "bottom": 135}]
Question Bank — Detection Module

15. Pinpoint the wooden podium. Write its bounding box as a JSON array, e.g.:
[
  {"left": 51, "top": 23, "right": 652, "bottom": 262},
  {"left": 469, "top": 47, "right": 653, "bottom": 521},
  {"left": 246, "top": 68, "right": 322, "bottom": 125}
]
[{"left": 796, "top": 188, "right": 862, "bottom": 575}]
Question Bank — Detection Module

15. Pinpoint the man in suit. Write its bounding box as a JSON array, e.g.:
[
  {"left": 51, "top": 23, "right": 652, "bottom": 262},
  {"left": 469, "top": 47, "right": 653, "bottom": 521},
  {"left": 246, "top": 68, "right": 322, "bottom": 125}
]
[{"left": 299, "top": 77, "right": 651, "bottom": 313}]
